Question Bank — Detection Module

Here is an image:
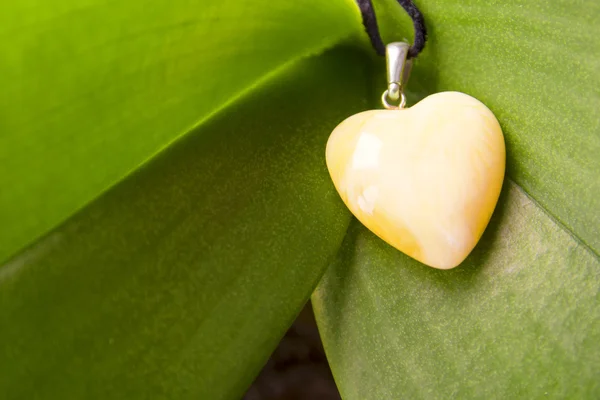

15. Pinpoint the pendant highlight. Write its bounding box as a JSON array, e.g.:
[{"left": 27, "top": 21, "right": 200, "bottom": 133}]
[{"left": 326, "top": 92, "right": 505, "bottom": 269}]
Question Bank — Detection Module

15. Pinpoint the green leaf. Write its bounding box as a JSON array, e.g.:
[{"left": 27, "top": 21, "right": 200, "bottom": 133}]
[
  {"left": 314, "top": 183, "right": 600, "bottom": 398},
  {"left": 377, "top": 0, "right": 600, "bottom": 252},
  {"left": 314, "top": 0, "right": 600, "bottom": 397},
  {"left": 0, "top": 0, "right": 360, "bottom": 263},
  {"left": 0, "top": 48, "right": 370, "bottom": 399}
]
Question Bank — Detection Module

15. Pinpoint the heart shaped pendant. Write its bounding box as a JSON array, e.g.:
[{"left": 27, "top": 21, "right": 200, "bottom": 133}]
[{"left": 326, "top": 91, "right": 505, "bottom": 269}]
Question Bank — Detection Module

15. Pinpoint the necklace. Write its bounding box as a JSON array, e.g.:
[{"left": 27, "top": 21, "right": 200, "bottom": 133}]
[{"left": 326, "top": 0, "right": 505, "bottom": 269}]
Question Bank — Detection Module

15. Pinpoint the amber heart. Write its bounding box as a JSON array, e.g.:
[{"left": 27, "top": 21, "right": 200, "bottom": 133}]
[{"left": 326, "top": 92, "right": 505, "bottom": 269}]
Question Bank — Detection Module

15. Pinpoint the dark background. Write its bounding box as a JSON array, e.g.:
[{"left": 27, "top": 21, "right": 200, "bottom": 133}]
[{"left": 244, "top": 303, "right": 341, "bottom": 400}]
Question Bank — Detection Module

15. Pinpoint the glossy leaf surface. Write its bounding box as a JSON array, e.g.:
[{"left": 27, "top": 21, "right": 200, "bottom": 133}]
[
  {"left": 376, "top": 0, "right": 600, "bottom": 251},
  {"left": 0, "top": 49, "right": 369, "bottom": 399},
  {"left": 0, "top": 0, "right": 358, "bottom": 262},
  {"left": 314, "top": 183, "right": 600, "bottom": 398},
  {"left": 2, "top": 0, "right": 599, "bottom": 397},
  {"left": 314, "top": 0, "right": 600, "bottom": 398}
]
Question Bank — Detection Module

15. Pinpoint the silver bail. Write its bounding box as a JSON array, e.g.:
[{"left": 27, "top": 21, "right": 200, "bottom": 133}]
[{"left": 386, "top": 42, "right": 412, "bottom": 101}]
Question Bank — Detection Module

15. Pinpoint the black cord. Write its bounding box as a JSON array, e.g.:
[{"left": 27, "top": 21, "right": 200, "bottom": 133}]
[
  {"left": 356, "top": 0, "right": 427, "bottom": 59},
  {"left": 356, "top": 0, "right": 387, "bottom": 56}
]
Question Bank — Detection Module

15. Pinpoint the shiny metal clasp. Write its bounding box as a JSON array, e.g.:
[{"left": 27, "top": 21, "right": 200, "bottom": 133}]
[{"left": 382, "top": 42, "right": 412, "bottom": 109}]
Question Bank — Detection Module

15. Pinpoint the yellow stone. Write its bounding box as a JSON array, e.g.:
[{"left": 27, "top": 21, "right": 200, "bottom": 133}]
[{"left": 326, "top": 92, "right": 505, "bottom": 269}]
